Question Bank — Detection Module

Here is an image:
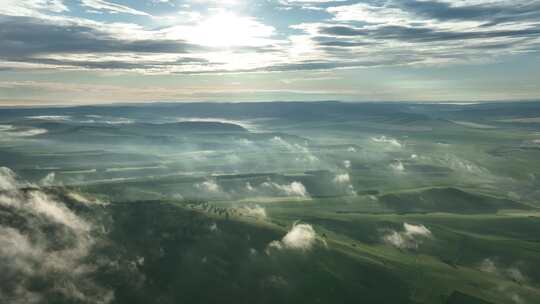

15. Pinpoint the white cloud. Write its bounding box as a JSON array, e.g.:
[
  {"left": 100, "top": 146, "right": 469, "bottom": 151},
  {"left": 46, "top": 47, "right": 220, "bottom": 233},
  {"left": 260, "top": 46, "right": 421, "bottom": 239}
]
[
  {"left": 40, "top": 172, "right": 57, "bottom": 187},
  {"left": 0, "top": 167, "right": 20, "bottom": 191},
  {"left": 371, "top": 136, "right": 402, "bottom": 148},
  {"left": 389, "top": 160, "right": 405, "bottom": 172},
  {"left": 333, "top": 173, "right": 350, "bottom": 184},
  {"left": 271, "top": 136, "right": 319, "bottom": 163},
  {"left": 237, "top": 204, "right": 267, "bottom": 219},
  {"left": 195, "top": 180, "right": 222, "bottom": 193},
  {"left": 80, "top": 0, "right": 150, "bottom": 16},
  {"left": 383, "top": 222, "right": 432, "bottom": 249},
  {"left": 67, "top": 191, "right": 108, "bottom": 206},
  {"left": 343, "top": 160, "right": 351, "bottom": 169},
  {"left": 0, "top": 0, "right": 69, "bottom": 16},
  {"left": 261, "top": 181, "right": 309, "bottom": 197},
  {"left": 26, "top": 115, "right": 72, "bottom": 121},
  {"left": 0, "top": 125, "right": 48, "bottom": 139},
  {"left": 267, "top": 222, "right": 317, "bottom": 252},
  {"left": 176, "top": 117, "right": 258, "bottom": 131},
  {"left": 333, "top": 173, "right": 356, "bottom": 195},
  {"left": 328, "top": 2, "right": 413, "bottom": 25},
  {"left": 0, "top": 0, "right": 538, "bottom": 79},
  {"left": 404, "top": 222, "right": 432, "bottom": 237},
  {"left": 0, "top": 167, "right": 113, "bottom": 304},
  {"left": 383, "top": 230, "right": 409, "bottom": 249},
  {"left": 27, "top": 191, "right": 92, "bottom": 232},
  {"left": 479, "top": 258, "right": 527, "bottom": 284}
]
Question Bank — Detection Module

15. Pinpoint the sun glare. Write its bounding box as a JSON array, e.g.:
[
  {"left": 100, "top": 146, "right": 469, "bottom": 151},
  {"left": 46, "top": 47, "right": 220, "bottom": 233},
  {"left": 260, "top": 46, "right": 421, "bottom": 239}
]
[{"left": 166, "top": 11, "right": 274, "bottom": 48}]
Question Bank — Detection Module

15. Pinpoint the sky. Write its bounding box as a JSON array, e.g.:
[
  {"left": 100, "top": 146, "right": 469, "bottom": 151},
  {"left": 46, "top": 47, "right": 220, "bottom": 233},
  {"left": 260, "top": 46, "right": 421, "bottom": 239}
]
[{"left": 0, "top": 0, "right": 539, "bottom": 105}]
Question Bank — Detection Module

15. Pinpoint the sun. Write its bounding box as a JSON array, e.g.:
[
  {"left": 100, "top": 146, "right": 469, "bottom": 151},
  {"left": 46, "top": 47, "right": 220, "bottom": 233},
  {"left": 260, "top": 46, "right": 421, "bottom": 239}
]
[{"left": 166, "top": 11, "right": 275, "bottom": 48}]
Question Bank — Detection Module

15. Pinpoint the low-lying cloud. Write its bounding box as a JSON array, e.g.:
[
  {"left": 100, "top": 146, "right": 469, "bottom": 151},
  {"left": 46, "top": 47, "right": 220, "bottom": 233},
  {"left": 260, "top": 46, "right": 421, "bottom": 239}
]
[
  {"left": 193, "top": 179, "right": 310, "bottom": 200},
  {"left": 236, "top": 204, "right": 267, "bottom": 219},
  {"left": 0, "top": 124, "right": 47, "bottom": 138},
  {"left": 383, "top": 222, "right": 432, "bottom": 249},
  {"left": 267, "top": 222, "right": 317, "bottom": 253},
  {"left": 0, "top": 167, "right": 113, "bottom": 304},
  {"left": 195, "top": 180, "right": 222, "bottom": 194},
  {"left": 333, "top": 173, "right": 357, "bottom": 196},
  {"left": 479, "top": 258, "right": 527, "bottom": 284},
  {"left": 371, "top": 136, "right": 403, "bottom": 148},
  {"left": 260, "top": 181, "right": 309, "bottom": 198}
]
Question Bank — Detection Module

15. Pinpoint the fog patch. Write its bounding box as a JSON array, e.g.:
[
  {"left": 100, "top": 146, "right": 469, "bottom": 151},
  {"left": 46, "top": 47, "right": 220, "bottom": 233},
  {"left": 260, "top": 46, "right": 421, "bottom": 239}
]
[
  {"left": 333, "top": 173, "right": 356, "bottom": 196},
  {"left": 260, "top": 181, "right": 309, "bottom": 198},
  {"left": 67, "top": 191, "right": 108, "bottom": 206},
  {"left": 0, "top": 126, "right": 48, "bottom": 138},
  {"left": 479, "top": 258, "right": 527, "bottom": 284},
  {"left": 267, "top": 222, "right": 317, "bottom": 253},
  {"left": 193, "top": 179, "right": 309, "bottom": 200},
  {"left": 0, "top": 167, "right": 20, "bottom": 190},
  {"left": 237, "top": 204, "right": 267, "bottom": 219},
  {"left": 0, "top": 167, "right": 113, "bottom": 304},
  {"left": 334, "top": 173, "right": 350, "bottom": 184},
  {"left": 383, "top": 223, "right": 432, "bottom": 250},
  {"left": 81, "top": 115, "right": 133, "bottom": 125},
  {"left": 389, "top": 160, "right": 405, "bottom": 172},
  {"left": 39, "top": 172, "right": 57, "bottom": 187},
  {"left": 271, "top": 136, "right": 319, "bottom": 164},
  {"left": 26, "top": 115, "right": 71, "bottom": 121},
  {"left": 436, "top": 154, "right": 488, "bottom": 176},
  {"left": 176, "top": 117, "right": 257, "bottom": 131},
  {"left": 195, "top": 180, "right": 222, "bottom": 194},
  {"left": 371, "top": 136, "right": 402, "bottom": 148}
]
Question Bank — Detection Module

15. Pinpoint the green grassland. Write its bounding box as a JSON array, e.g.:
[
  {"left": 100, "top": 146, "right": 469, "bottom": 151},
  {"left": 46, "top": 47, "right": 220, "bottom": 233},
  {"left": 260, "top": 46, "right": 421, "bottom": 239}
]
[{"left": 1, "top": 102, "right": 540, "bottom": 303}]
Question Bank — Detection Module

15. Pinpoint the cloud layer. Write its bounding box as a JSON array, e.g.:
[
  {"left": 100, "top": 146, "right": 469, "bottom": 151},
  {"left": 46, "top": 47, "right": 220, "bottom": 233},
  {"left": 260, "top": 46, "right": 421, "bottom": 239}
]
[{"left": 0, "top": 0, "right": 538, "bottom": 74}]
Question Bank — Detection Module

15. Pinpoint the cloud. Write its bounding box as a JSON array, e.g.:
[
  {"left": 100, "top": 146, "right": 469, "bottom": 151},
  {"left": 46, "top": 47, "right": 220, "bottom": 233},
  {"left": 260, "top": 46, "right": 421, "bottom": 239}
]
[
  {"left": 0, "top": 0, "right": 69, "bottom": 16},
  {"left": 39, "top": 172, "right": 57, "bottom": 187},
  {"left": 2, "top": 0, "right": 539, "bottom": 76},
  {"left": 80, "top": 0, "right": 150, "bottom": 16},
  {"left": 333, "top": 173, "right": 356, "bottom": 195},
  {"left": 67, "top": 191, "right": 108, "bottom": 206},
  {"left": 260, "top": 181, "right": 309, "bottom": 197},
  {"left": 26, "top": 115, "right": 71, "bottom": 121},
  {"left": 0, "top": 167, "right": 113, "bottom": 304},
  {"left": 1, "top": 0, "right": 539, "bottom": 77},
  {"left": 479, "top": 258, "right": 527, "bottom": 284},
  {"left": 389, "top": 160, "right": 405, "bottom": 172},
  {"left": 267, "top": 222, "right": 317, "bottom": 252},
  {"left": 0, "top": 167, "right": 20, "bottom": 190},
  {"left": 195, "top": 180, "right": 222, "bottom": 193},
  {"left": 404, "top": 222, "right": 432, "bottom": 237},
  {"left": 334, "top": 173, "right": 350, "bottom": 183},
  {"left": 371, "top": 136, "right": 403, "bottom": 148},
  {"left": 271, "top": 136, "right": 319, "bottom": 164},
  {"left": 0, "top": 124, "right": 47, "bottom": 139},
  {"left": 193, "top": 179, "right": 309, "bottom": 200},
  {"left": 321, "top": 24, "right": 540, "bottom": 43},
  {"left": 383, "top": 222, "right": 432, "bottom": 249},
  {"left": 236, "top": 204, "right": 267, "bottom": 219},
  {"left": 0, "top": 16, "right": 198, "bottom": 57}
]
